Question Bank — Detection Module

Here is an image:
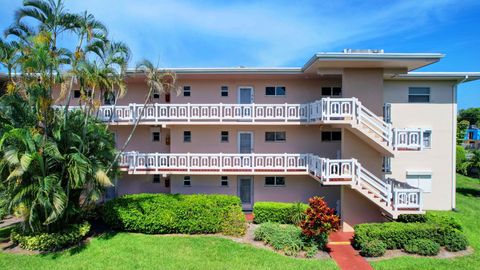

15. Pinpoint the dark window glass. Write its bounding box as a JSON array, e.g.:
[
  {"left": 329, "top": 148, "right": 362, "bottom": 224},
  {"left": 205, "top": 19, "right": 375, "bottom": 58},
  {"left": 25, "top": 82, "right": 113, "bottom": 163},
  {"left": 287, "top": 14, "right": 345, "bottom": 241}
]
[
  {"left": 332, "top": 87, "right": 342, "bottom": 96},
  {"left": 275, "top": 177, "right": 285, "bottom": 186},
  {"left": 183, "top": 176, "right": 191, "bottom": 186},
  {"left": 184, "top": 131, "right": 191, "bottom": 142},
  {"left": 153, "top": 174, "right": 161, "bottom": 183},
  {"left": 321, "top": 132, "right": 331, "bottom": 141},
  {"left": 165, "top": 178, "right": 170, "bottom": 187},
  {"left": 221, "top": 86, "right": 228, "bottom": 97},
  {"left": 183, "top": 86, "right": 191, "bottom": 97},
  {"left": 331, "top": 131, "right": 341, "bottom": 141},
  {"left": 321, "top": 87, "right": 331, "bottom": 96},
  {"left": 86, "top": 90, "right": 92, "bottom": 97},
  {"left": 74, "top": 90, "right": 81, "bottom": 98},
  {"left": 221, "top": 176, "right": 228, "bottom": 186},
  {"left": 265, "top": 177, "right": 275, "bottom": 186},
  {"left": 221, "top": 131, "right": 229, "bottom": 142},
  {"left": 265, "top": 132, "right": 276, "bottom": 142},
  {"left": 265, "top": 86, "right": 276, "bottom": 96},
  {"left": 152, "top": 132, "right": 160, "bottom": 142},
  {"left": 153, "top": 92, "right": 160, "bottom": 99},
  {"left": 276, "top": 86, "right": 286, "bottom": 96},
  {"left": 408, "top": 87, "right": 430, "bottom": 103},
  {"left": 275, "top": 132, "right": 286, "bottom": 141}
]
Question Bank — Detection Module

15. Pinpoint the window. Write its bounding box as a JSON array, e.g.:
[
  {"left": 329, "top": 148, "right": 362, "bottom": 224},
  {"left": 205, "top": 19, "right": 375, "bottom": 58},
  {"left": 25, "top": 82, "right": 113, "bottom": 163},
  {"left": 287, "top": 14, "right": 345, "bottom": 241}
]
[
  {"left": 183, "top": 131, "right": 191, "bottom": 142},
  {"left": 382, "top": 157, "right": 391, "bottom": 173},
  {"left": 265, "top": 86, "right": 286, "bottom": 96},
  {"left": 321, "top": 87, "right": 342, "bottom": 96},
  {"left": 104, "top": 92, "right": 116, "bottom": 105},
  {"left": 165, "top": 178, "right": 170, "bottom": 188},
  {"left": 221, "top": 131, "right": 229, "bottom": 142},
  {"left": 221, "top": 176, "right": 229, "bottom": 186},
  {"left": 408, "top": 87, "right": 430, "bottom": 103},
  {"left": 152, "top": 91, "right": 160, "bottom": 99},
  {"left": 183, "top": 86, "right": 191, "bottom": 97},
  {"left": 152, "top": 132, "right": 160, "bottom": 142},
  {"left": 406, "top": 172, "right": 432, "bottom": 193},
  {"left": 423, "top": 130, "right": 432, "bottom": 148},
  {"left": 221, "top": 86, "right": 228, "bottom": 97},
  {"left": 321, "top": 131, "right": 341, "bottom": 142},
  {"left": 73, "top": 90, "right": 81, "bottom": 98},
  {"left": 183, "top": 176, "right": 191, "bottom": 186},
  {"left": 265, "top": 176, "right": 285, "bottom": 186},
  {"left": 153, "top": 174, "right": 161, "bottom": 183},
  {"left": 265, "top": 131, "right": 286, "bottom": 142}
]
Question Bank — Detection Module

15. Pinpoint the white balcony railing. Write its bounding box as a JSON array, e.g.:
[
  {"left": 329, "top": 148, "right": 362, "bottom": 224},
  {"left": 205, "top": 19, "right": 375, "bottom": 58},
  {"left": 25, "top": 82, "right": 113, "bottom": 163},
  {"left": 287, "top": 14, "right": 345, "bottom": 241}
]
[
  {"left": 393, "top": 128, "right": 424, "bottom": 150},
  {"left": 119, "top": 152, "right": 422, "bottom": 212}
]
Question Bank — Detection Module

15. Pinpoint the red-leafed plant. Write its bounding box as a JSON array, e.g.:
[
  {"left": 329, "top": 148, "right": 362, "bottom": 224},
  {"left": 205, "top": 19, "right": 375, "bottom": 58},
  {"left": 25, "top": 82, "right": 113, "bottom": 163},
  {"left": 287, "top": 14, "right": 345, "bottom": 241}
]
[{"left": 300, "top": 196, "right": 340, "bottom": 245}]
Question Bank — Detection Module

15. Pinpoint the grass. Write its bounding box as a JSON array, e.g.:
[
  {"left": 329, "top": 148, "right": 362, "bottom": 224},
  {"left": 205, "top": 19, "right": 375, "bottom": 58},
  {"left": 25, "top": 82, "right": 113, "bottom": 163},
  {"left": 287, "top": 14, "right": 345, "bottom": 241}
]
[
  {"left": 0, "top": 231, "right": 338, "bottom": 270},
  {"left": 371, "top": 174, "right": 480, "bottom": 270}
]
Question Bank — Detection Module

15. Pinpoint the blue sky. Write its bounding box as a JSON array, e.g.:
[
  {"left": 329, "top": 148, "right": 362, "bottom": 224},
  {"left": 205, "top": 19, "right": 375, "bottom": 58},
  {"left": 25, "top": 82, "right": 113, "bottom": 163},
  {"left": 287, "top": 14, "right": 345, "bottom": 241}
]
[{"left": 0, "top": 0, "right": 479, "bottom": 109}]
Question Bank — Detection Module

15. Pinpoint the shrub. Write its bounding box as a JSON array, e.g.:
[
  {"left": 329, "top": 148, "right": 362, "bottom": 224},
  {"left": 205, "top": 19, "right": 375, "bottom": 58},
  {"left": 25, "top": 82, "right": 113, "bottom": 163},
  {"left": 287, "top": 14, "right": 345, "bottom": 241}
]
[
  {"left": 360, "top": 240, "right": 386, "bottom": 257},
  {"left": 426, "top": 212, "right": 462, "bottom": 230},
  {"left": 444, "top": 230, "right": 468, "bottom": 251},
  {"left": 10, "top": 221, "right": 90, "bottom": 251},
  {"left": 404, "top": 239, "right": 440, "bottom": 256},
  {"left": 253, "top": 202, "right": 308, "bottom": 224},
  {"left": 254, "top": 222, "right": 305, "bottom": 256},
  {"left": 300, "top": 197, "right": 339, "bottom": 248},
  {"left": 305, "top": 244, "right": 318, "bottom": 258},
  {"left": 103, "top": 193, "right": 245, "bottom": 236},
  {"left": 397, "top": 214, "right": 427, "bottom": 223},
  {"left": 353, "top": 220, "right": 467, "bottom": 250},
  {"left": 456, "top": 146, "right": 467, "bottom": 173}
]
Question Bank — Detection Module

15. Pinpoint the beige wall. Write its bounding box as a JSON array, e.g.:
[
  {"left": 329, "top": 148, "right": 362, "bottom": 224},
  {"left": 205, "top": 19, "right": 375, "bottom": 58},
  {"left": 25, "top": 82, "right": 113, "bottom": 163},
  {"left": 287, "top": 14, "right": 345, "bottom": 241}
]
[
  {"left": 169, "top": 125, "right": 340, "bottom": 157},
  {"left": 170, "top": 175, "right": 341, "bottom": 208},
  {"left": 384, "top": 80, "right": 456, "bottom": 210},
  {"left": 342, "top": 68, "right": 384, "bottom": 115}
]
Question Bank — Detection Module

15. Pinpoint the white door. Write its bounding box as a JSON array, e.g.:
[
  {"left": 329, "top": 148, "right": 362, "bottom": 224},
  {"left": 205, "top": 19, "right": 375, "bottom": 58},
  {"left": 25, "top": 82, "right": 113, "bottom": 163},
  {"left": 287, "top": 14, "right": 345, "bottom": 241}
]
[
  {"left": 238, "top": 132, "right": 253, "bottom": 153},
  {"left": 238, "top": 176, "right": 253, "bottom": 210},
  {"left": 238, "top": 87, "right": 253, "bottom": 119}
]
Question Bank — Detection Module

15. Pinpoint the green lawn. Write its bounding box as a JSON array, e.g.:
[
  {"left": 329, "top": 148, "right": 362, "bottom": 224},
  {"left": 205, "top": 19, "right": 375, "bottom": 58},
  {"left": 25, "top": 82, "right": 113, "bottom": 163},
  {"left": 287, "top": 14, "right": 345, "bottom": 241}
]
[
  {"left": 0, "top": 231, "right": 338, "bottom": 270},
  {"left": 372, "top": 174, "right": 480, "bottom": 270}
]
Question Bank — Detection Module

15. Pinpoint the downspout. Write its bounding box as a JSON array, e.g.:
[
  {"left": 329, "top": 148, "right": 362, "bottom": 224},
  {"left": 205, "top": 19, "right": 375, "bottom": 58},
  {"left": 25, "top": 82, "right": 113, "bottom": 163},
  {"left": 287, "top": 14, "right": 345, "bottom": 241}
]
[{"left": 451, "top": 75, "right": 468, "bottom": 210}]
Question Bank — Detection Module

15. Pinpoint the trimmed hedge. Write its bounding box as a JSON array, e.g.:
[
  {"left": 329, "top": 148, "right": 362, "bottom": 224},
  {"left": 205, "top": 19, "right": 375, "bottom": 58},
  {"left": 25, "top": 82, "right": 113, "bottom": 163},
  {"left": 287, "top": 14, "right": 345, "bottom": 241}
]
[
  {"left": 353, "top": 221, "right": 468, "bottom": 251},
  {"left": 360, "top": 240, "right": 386, "bottom": 257},
  {"left": 103, "top": 193, "right": 246, "bottom": 236},
  {"left": 11, "top": 221, "right": 91, "bottom": 251},
  {"left": 396, "top": 212, "right": 462, "bottom": 230},
  {"left": 254, "top": 222, "right": 305, "bottom": 256},
  {"left": 253, "top": 202, "right": 308, "bottom": 224},
  {"left": 445, "top": 230, "right": 469, "bottom": 251},
  {"left": 404, "top": 239, "right": 440, "bottom": 256}
]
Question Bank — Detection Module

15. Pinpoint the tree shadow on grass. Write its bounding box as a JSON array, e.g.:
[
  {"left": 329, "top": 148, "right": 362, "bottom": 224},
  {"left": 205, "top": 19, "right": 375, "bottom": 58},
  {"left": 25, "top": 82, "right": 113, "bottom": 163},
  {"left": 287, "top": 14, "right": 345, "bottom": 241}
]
[{"left": 457, "top": 187, "right": 480, "bottom": 197}]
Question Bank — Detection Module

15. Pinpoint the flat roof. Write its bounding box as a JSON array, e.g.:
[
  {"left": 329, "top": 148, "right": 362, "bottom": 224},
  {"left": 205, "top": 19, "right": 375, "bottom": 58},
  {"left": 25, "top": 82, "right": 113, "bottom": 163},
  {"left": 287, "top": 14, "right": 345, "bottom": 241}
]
[{"left": 386, "top": 72, "right": 480, "bottom": 82}]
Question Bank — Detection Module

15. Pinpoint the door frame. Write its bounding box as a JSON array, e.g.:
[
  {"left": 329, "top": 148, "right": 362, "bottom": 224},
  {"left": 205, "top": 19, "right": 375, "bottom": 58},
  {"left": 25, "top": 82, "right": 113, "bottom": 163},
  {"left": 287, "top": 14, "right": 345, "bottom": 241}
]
[
  {"left": 237, "top": 131, "right": 254, "bottom": 153},
  {"left": 237, "top": 176, "right": 254, "bottom": 210},
  {"left": 237, "top": 86, "right": 254, "bottom": 104}
]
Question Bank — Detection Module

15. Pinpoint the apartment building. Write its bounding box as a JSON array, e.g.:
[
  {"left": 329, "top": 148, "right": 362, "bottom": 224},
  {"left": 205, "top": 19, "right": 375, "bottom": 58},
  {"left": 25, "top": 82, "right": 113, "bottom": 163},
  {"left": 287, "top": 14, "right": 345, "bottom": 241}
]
[{"left": 50, "top": 50, "right": 479, "bottom": 231}]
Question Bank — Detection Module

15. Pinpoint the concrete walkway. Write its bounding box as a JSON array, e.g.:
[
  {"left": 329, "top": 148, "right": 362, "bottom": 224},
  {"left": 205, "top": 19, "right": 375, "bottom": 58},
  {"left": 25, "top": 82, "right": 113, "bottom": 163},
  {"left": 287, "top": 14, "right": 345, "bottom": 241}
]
[{"left": 327, "top": 231, "right": 373, "bottom": 270}]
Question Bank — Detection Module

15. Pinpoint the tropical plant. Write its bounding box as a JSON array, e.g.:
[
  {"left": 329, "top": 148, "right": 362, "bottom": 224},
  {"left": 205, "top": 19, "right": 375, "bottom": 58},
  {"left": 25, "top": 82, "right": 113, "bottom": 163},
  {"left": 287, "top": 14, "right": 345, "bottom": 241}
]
[
  {"left": 459, "top": 150, "right": 480, "bottom": 177},
  {"left": 457, "top": 119, "right": 470, "bottom": 145},
  {"left": 0, "top": 0, "right": 121, "bottom": 235},
  {"left": 300, "top": 197, "right": 340, "bottom": 247}
]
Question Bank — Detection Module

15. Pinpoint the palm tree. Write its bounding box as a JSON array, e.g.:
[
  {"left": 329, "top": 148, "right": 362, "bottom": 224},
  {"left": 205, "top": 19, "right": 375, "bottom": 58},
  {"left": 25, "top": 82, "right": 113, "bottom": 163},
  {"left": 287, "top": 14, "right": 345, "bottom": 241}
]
[
  {"left": 107, "top": 59, "right": 178, "bottom": 173},
  {"left": 14, "top": 0, "right": 79, "bottom": 50},
  {"left": 0, "top": 39, "right": 20, "bottom": 81}
]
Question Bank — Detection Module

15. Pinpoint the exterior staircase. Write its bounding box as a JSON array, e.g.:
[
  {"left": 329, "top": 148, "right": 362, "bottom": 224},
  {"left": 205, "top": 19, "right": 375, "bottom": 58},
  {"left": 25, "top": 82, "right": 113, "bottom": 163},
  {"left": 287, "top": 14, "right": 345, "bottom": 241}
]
[{"left": 307, "top": 156, "right": 423, "bottom": 218}]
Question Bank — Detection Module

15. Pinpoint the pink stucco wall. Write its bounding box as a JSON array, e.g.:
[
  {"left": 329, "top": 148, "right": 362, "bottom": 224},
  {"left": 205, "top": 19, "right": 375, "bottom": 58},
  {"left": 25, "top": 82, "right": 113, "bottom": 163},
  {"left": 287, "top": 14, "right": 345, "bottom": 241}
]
[
  {"left": 117, "top": 174, "right": 170, "bottom": 196},
  {"left": 169, "top": 125, "right": 340, "bottom": 157},
  {"left": 169, "top": 175, "right": 341, "bottom": 209}
]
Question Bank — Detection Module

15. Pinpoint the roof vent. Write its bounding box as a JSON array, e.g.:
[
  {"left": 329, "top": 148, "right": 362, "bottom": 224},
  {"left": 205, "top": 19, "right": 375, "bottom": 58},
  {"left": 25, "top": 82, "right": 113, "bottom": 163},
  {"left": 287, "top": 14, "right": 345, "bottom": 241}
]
[{"left": 343, "top": 49, "right": 384, "bottom": 54}]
